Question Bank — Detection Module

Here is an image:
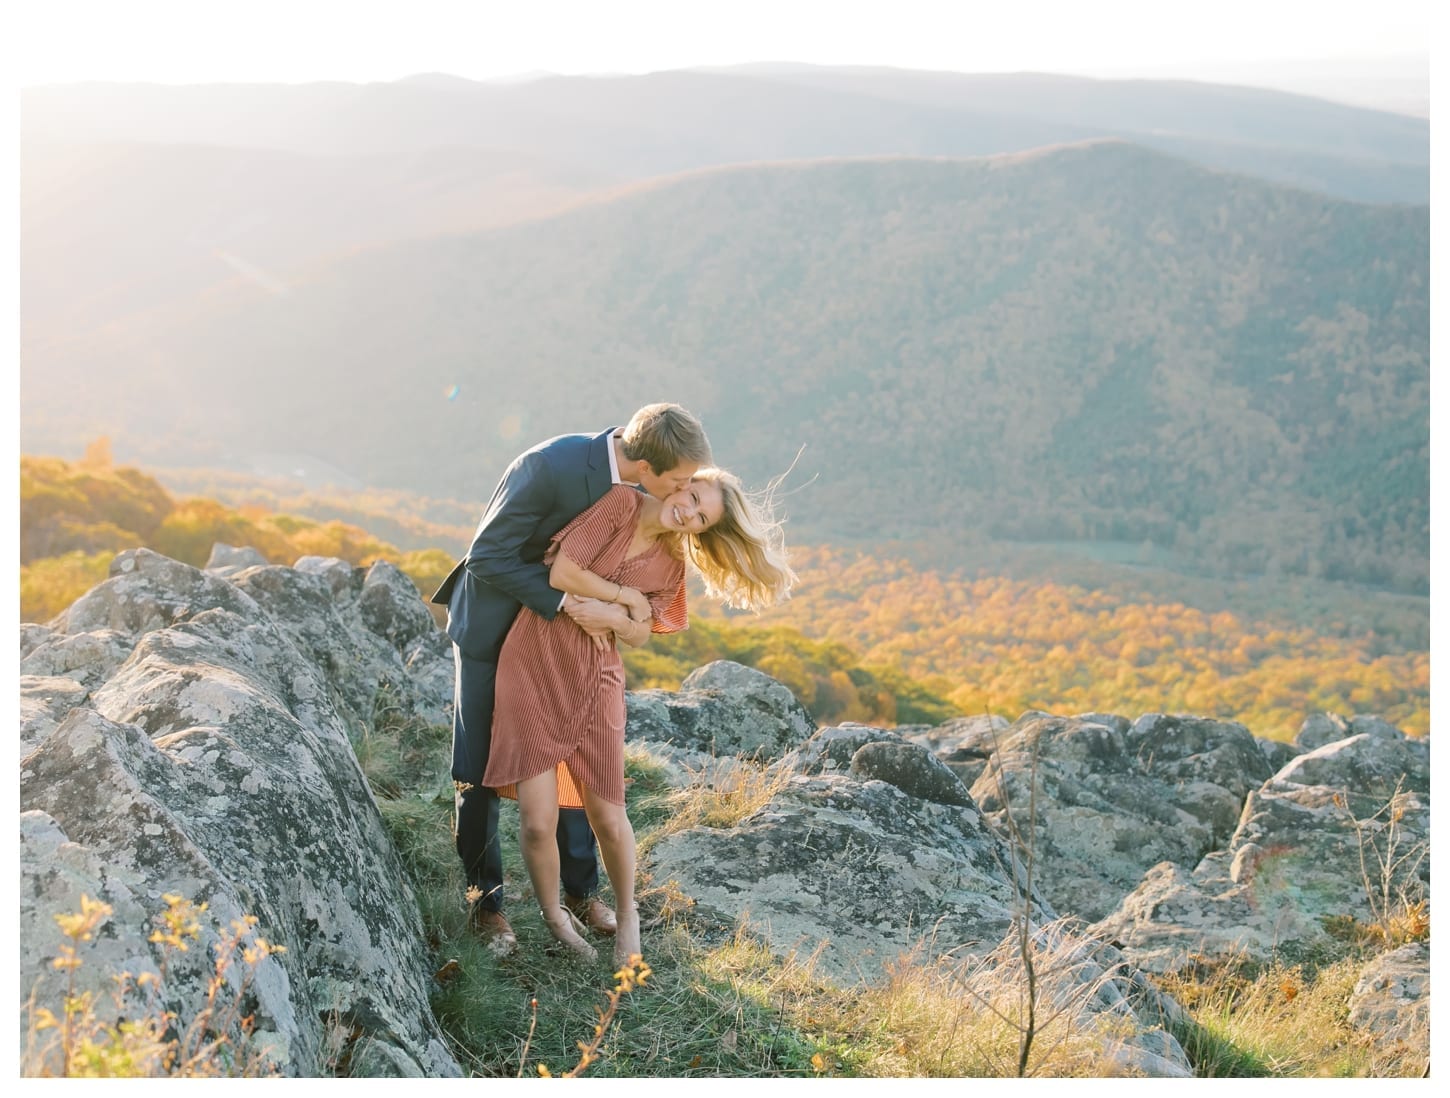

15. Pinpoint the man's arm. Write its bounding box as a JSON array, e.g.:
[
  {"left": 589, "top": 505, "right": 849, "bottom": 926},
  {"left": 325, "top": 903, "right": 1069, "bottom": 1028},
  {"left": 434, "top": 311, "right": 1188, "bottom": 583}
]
[{"left": 464, "top": 451, "right": 565, "bottom": 619}]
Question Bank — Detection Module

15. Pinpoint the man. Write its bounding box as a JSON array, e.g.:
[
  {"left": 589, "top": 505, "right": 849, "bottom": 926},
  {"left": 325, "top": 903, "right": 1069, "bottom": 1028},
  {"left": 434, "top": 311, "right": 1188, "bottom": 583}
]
[{"left": 431, "top": 403, "right": 713, "bottom": 952}]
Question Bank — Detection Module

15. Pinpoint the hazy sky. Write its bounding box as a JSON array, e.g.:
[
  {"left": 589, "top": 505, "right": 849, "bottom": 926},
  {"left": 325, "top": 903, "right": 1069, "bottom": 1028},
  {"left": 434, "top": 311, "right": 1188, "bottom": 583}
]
[{"left": 10, "top": 0, "right": 1433, "bottom": 85}]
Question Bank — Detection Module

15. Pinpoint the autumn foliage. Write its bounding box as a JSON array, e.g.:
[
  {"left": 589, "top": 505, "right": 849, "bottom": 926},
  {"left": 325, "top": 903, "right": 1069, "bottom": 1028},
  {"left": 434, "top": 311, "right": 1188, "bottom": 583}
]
[
  {"left": 19, "top": 454, "right": 455, "bottom": 624},
  {"left": 690, "top": 547, "right": 1428, "bottom": 742},
  {"left": 20, "top": 454, "right": 1427, "bottom": 741}
]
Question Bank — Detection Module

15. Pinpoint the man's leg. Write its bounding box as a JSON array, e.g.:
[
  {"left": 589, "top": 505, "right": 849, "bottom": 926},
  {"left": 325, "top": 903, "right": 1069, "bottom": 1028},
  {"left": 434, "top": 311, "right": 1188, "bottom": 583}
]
[
  {"left": 557, "top": 807, "right": 600, "bottom": 899},
  {"left": 451, "top": 648, "right": 511, "bottom": 944}
]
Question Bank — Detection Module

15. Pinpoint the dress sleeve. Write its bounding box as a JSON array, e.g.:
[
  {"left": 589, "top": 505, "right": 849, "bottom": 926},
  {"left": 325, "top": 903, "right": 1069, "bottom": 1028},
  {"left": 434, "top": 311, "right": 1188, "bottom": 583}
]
[
  {"left": 543, "top": 485, "right": 637, "bottom": 571},
  {"left": 647, "top": 559, "right": 689, "bottom": 634}
]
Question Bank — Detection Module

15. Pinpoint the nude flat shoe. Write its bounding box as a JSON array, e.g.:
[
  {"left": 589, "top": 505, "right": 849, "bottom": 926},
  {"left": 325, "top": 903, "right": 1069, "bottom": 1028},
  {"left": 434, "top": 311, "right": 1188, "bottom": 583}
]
[{"left": 542, "top": 907, "right": 598, "bottom": 962}]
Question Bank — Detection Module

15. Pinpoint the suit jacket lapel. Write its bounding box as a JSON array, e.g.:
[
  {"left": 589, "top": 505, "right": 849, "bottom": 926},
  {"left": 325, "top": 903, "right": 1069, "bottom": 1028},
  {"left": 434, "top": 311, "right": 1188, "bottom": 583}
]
[{"left": 585, "top": 427, "right": 620, "bottom": 504}]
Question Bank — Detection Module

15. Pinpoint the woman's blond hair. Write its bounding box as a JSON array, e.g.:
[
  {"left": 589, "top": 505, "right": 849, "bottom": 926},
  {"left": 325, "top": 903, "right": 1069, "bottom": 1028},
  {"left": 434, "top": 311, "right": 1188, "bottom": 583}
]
[{"left": 683, "top": 467, "right": 796, "bottom": 612}]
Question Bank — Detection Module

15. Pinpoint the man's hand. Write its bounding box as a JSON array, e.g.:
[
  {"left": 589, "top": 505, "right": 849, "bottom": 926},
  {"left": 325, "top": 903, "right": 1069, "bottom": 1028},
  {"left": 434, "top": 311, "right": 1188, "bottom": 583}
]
[{"left": 561, "top": 594, "right": 621, "bottom": 651}]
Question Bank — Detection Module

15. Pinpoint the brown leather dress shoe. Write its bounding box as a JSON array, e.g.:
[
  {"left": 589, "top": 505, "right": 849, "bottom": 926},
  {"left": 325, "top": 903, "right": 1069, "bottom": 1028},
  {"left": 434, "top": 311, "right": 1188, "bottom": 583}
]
[
  {"left": 563, "top": 894, "right": 617, "bottom": 937},
  {"left": 468, "top": 906, "right": 518, "bottom": 957}
]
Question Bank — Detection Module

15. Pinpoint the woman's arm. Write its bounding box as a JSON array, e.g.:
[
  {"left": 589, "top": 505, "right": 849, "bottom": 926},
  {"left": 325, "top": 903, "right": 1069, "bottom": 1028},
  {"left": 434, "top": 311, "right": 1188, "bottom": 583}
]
[
  {"left": 550, "top": 553, "right": 652, "bottom": 621},
  {"left": 612, "top": 607, "right": 655, "bottom": 648},
  {"left": 562, "top": 596, "right": 655, "bottom": 649}
]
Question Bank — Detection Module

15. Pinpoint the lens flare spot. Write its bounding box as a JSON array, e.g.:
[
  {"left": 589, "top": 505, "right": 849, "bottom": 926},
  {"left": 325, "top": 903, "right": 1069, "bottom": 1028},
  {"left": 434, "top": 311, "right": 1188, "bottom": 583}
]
[
  {"left": 499, "top": 413, "right": 523, "bottom": 440},
  {"left": 444, "top": 384, "right": 461, "bottom": 401}
]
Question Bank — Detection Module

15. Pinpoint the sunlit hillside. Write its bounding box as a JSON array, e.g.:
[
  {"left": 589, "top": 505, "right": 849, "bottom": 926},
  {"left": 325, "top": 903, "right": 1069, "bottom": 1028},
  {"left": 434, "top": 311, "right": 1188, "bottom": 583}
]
[
  {"left": 684, "top": 547, "right": 1428, "bottom": 741},
  {"left": 17, "top": 454, "right": 952, "bottom": 728},
  {"left": 21, "top": 454, "right": 1426, "bottom": 743}
]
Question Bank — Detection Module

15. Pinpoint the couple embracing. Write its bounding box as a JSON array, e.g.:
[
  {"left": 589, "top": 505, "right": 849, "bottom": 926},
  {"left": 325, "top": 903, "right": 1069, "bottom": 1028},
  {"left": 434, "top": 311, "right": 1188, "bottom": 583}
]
[{"left": 431, "top": 404, "right": 794, "bottom": 966}]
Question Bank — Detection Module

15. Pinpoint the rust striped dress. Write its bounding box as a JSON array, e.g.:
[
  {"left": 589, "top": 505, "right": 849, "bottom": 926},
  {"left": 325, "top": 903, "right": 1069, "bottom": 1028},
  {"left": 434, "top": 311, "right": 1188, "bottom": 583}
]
[{"left": 484, "top": 485, "right": 688, "bottom": 807}]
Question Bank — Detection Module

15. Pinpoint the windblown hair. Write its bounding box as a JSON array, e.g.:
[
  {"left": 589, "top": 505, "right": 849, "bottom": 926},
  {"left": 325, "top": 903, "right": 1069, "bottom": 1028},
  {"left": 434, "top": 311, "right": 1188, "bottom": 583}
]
[
  {"left": 620, "top": 403, "right": 713, "bottom": 474},
  {"left": 684, "top": 467, "right": 796, "bottom": 612}
]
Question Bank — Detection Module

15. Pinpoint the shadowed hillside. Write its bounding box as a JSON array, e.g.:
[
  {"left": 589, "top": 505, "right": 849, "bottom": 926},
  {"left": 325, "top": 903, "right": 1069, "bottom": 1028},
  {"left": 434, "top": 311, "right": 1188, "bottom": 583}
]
[{"left": 21, "top": 142, "right": 1428, "bottom": 592}]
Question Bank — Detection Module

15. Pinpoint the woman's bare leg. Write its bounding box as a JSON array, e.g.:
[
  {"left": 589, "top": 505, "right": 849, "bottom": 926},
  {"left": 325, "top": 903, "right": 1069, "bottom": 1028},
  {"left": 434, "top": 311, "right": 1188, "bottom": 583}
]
[
  {"left": 517, "top": 769, "right": 595, "bottom": 960},
  {"left": 580, "top": 784, "right": 640, "bottom": 965}
]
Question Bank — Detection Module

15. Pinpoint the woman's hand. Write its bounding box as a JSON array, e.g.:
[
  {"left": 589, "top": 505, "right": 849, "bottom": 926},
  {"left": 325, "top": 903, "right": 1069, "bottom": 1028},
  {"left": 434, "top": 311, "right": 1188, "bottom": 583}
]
[
  {"left": 616, "top": 585, "right": 652, "bottom": 623},
  {"left": 562, "top": 594, "right": 620, "bottom": 652}
]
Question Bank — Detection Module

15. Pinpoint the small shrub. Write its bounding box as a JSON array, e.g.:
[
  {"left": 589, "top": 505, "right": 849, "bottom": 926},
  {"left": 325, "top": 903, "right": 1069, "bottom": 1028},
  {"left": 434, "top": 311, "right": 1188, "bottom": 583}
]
[{"left": 24, "top": 894, "right": 285, "bottom": 1077}]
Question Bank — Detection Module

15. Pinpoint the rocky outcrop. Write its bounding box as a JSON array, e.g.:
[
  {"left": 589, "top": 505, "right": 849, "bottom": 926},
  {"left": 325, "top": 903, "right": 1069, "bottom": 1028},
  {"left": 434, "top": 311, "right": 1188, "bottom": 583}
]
[
  {"left": 204, "top": 542, "right": 269, "bottom": 576},
  {"left": 626, "top": 659, "right": 815, "bottom": 761},
  {"left": 638, "top": 718, "right": 1193, "bottom": 1076},
  {"left": 900, "top": 714, "right": 1011, "bottom": 787},
  {"left": 902, "top": 706, "right": 1429, "bottom": 985},
  {"left": 1089, "top": 723, "right": 1429, "bottom": 973},
  {"left": 772, "top": 722, "right": 974, "bottom": 806},
  {"left": 647, "top": 768, "right": 1046, "bottom": 980},
  {"left": 19, "top": 548, "right": 459, "bottom": 1077},
  {"left": 965, "top": 713, "right": 1274, "bottom": 923}
]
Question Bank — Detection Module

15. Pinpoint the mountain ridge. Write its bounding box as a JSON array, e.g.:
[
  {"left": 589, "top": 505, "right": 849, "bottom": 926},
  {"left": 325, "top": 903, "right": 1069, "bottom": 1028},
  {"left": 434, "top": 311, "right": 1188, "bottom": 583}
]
[{"left": 21, "top": 141, "right": 1428, "bottom": 591}]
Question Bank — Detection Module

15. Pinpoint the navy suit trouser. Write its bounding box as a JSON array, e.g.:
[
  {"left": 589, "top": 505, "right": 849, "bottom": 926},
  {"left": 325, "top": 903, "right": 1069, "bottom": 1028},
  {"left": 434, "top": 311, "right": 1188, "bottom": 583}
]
[{"left": 451, "top": 646, "right": 599, "bottom": 910}]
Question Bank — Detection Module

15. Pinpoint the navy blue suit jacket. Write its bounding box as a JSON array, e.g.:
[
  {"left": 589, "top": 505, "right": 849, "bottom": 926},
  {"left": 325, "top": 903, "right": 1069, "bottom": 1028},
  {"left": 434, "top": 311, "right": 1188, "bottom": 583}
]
[{"left": 431, "top": 428, "right": 619, "bottom": 663}]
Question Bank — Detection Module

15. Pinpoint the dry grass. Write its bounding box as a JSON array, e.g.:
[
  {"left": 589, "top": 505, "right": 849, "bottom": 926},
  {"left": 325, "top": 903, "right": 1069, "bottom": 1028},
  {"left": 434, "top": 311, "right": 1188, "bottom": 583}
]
[
  {"left": 1160, "top": 952, "right": 1428, "bottom": 1078},
  {"left": 637, "top": 759, "right": 795, "bottom": 852},
  {"left": 692, "top": 918, "right": 1162, "bottom": 1077}
]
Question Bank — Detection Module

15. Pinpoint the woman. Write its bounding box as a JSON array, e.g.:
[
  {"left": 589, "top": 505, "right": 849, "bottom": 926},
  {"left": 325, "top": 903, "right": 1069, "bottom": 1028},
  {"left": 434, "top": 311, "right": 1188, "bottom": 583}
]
[{"left": 483, "top": 468, "right": 795, "bottom": 964}]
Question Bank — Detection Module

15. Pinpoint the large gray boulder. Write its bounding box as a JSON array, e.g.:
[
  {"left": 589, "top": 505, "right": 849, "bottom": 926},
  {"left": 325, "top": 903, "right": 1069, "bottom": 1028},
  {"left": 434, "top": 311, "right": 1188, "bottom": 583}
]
[
  {"left": 1347, "top": 942, "right": 1430, "bottom": 1054},
  {"left": 204, "top": 542, "right": 269, "bottom": 577},
  {"left": 648, "top": 768, "right": 1048, "bottom": 983},
  {"left": 18, "top": 675, "right": 87, "bottom": 759},
  {"left": 626, "top": 659, "right": 815, "bottom": 761},
  {"left": 850, "top": 740, "right": 972, "bottom": 807},
  {"left": 1273, "top": 728, "right": 1429, "bottom": 798},
  {"left": 777, "top": 721, "right": 902, "bottom": 775},
  {"left": 968, "top": 713, "right": 1274, "bottom": 923},
  {"left": 900, "top": 713, "right": 1011, "bottom": 787},
  {"left": 19, "top": 547, "right": 459, "bottom": 1077},
  {"left": 778, "top": 723, "right": 974, "bottom": 806},
  {"left": 229, "top": 557, "right": 453, "bottom": 731}
]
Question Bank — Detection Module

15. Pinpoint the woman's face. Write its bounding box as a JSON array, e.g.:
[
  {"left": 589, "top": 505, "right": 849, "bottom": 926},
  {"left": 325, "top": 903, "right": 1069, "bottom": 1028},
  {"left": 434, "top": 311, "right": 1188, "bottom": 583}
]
[{"left": 660, "top": 479, "right": 725, "bottom": 534}]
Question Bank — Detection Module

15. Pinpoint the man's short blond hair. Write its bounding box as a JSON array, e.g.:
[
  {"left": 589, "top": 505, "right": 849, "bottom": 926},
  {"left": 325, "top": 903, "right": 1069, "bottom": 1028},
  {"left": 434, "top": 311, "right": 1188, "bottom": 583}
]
[{"left": 620, "top": 403, "right": 712, "bottom": 473}]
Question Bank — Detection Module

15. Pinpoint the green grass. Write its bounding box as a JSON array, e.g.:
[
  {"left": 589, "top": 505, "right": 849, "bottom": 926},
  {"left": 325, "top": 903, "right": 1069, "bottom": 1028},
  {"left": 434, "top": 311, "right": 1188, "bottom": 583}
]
[{"left": 374, "top": 737, "right": 822, "bottom": 1078}]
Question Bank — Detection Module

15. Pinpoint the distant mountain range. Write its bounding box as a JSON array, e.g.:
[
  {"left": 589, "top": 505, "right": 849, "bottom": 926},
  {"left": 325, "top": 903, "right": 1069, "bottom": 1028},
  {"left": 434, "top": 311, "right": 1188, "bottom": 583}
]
[
  {"left": 21, "top": 138, "right": 1428, "bottom": 592},
  {"left": 21, "top": 66, "right": 1426, "bottom": 340},
  {"left": 24, "top": 64, "right": 1427, "bottom": 192},
  {"left": 19, "top": 65, "right": 1428, "bottom": 356}
]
